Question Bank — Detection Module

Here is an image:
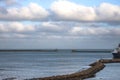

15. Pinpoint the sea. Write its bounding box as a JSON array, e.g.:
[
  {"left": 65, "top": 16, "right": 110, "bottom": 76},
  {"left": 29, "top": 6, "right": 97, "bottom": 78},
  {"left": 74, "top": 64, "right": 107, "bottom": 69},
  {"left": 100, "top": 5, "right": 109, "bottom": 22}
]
[{"left": 0, "top": 50, "right": 120, "bottom": 80}]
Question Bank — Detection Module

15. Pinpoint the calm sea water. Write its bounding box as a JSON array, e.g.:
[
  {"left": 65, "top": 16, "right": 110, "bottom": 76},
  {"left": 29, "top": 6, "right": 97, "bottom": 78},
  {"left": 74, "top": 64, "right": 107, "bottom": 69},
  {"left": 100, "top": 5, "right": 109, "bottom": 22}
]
[{"left": 0, "top": 50, "right": 120, "bottom": 80}]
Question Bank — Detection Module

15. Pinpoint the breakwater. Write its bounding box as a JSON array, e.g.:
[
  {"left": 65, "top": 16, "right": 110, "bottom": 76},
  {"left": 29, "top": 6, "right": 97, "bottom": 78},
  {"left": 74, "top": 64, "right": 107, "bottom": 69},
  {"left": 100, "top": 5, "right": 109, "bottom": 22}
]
[
  {"left": 27, "top": 59, "right": 120, "bottom": 80},
  {"left": 90, "top": 59, "right": 120, "bottom": 66},
  {"left": 0, "top": 49, "right": 112, "bottom": 53},
  {"left": 72, "top": 49, "right": 112, "bottom": 53},
  {"left": 0, "top": 49, "right": 58, "bottom": 52}
]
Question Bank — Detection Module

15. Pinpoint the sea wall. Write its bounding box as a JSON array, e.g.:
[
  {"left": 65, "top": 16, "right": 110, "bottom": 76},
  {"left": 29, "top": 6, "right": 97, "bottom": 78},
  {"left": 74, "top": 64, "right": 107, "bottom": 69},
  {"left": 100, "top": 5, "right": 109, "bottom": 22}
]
[
  {"left": 26, "top": 59, "right": 120, "bottom": 80},
  {"left": 28, "top": 62, "right": 105, "bottom": 80},
  {"left": 90, "top": 59, "right": 120, "bottom": 66}
]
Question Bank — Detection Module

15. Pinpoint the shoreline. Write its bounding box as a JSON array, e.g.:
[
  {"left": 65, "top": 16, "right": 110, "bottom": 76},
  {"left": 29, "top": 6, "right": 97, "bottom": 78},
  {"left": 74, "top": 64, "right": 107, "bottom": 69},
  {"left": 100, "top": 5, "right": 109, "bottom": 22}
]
[
  {"left": 0, "top": 49, "right": 112, "bottom": 52},
  {"left": 26, "top": 59, "right": 120, "bottom": 80},
  {"left": 0, "top": 49, "right": 58, "bottom": 52}
]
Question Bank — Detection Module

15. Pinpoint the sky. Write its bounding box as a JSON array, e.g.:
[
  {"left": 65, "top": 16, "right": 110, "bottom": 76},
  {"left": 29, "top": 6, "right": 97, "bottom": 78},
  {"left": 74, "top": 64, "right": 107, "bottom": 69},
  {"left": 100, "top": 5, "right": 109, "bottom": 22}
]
[{"left": 0, "top": 0, "right": 120, "bottom": 49}]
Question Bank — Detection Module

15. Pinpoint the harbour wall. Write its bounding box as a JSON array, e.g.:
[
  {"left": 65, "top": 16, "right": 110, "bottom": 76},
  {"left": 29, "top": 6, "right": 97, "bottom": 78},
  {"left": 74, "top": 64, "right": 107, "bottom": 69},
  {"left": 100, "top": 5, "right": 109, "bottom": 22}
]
[{"left": 27, "top": 59, "right": 120, "bottom": 80}]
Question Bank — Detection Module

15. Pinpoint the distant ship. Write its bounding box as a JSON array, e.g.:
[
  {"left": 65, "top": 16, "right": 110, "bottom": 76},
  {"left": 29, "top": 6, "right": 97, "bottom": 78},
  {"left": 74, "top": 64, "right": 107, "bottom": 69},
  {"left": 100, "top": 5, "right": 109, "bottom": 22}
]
[{"left": 112, "top": 44, "right": 120, "bottom": 58}]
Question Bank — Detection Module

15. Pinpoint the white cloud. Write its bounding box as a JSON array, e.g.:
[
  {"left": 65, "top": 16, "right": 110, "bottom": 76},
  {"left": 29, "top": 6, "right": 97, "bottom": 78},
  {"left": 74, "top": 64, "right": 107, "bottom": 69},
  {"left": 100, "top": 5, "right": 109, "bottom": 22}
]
[
  {"left": 0, "top": 22, "right": 120, "bottom": 39},
  {"left": 51, "top": 0, "right": 120, "bottom": 22},
  {"left": 0, "top": 0, "right": 120, "bottom": 22},
  {"left": 0, "top": 3, "right": 49, "bottom": 21},
  {"left": 51, "top": 0, "right": 96, "bottom": 21},
  {"left": 96, "top": 3, "right": 120, "bottom": 21},
  {"left": 41, "top": 22, "right": 63, "bottom": 32},
  {"left": 0, "top": 22, "right": 35, "bottom": 32},
  {"left": 70, "top": 27, "right": 97, "bottom": 35},
  {"left": 0, "top": 22, "right": 67, "bottom": 38},
  {"left": 0, "top": 22, "right": 65, "bottom": 34},
  {"left": 70, "top": 26, "right": 120, "bottom": 36}
]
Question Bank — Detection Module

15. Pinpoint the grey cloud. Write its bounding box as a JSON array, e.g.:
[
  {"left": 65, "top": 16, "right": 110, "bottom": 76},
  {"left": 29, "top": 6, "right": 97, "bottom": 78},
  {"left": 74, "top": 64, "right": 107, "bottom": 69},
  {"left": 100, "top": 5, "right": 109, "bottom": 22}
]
[
  {"left": 0, "top": 7, "right": 8, "bottom": 14},
  {"left": 0, "top": 22, "right": 120, "bottom": 39},
  {"left": 0, "top": 22, "right": 70, "bottom": 39},
  {"left": 0, "top": 0, "right": 17, "bottom": 6},
  {"left": 69, "top": 26, "right": 120, "bottom": 37}
]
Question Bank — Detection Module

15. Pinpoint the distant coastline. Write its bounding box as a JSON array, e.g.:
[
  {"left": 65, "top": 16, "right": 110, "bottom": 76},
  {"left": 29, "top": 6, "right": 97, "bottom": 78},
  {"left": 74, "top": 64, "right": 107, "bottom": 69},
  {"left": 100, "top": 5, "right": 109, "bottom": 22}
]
[
  {"left": 0, "top": 49, "right": 113, "bottom": 52},
  {"left": 72, "top": 49, "right": 113, "bottom": 53},
  {"left": 0, "top": 49, "right": 58, "bottom": 52}
]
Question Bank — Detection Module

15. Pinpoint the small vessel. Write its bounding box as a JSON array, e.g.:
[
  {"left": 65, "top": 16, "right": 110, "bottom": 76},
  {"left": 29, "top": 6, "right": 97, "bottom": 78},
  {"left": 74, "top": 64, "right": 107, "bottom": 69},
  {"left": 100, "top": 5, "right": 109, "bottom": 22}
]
[{"left": 112, "top": 44, "right": 120, "bottom": 58}]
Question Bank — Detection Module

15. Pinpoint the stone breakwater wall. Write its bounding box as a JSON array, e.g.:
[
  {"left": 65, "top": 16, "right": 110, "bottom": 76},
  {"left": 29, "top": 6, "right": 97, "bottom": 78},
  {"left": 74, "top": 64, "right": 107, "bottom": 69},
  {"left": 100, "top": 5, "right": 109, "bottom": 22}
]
[
  {"left": 90, "top": 59, "right": 120, "bottom": 66},
  {"left": 27, "top": 59, "right": 120, "bottom": 80},
  {"left": 28, "top": 62, "right": 105, "bottom": 80}
]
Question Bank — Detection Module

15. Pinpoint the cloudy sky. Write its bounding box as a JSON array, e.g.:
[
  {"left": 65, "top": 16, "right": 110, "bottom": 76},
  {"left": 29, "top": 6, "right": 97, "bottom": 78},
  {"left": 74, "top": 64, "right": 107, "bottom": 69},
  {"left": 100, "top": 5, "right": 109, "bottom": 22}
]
[{"left": 0, "top": 0, "right": 120, "bottom": 49}]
